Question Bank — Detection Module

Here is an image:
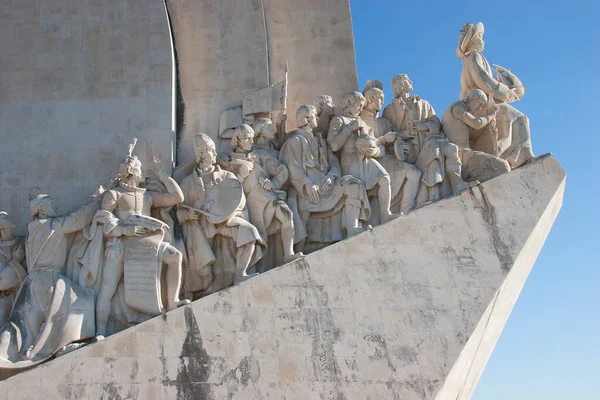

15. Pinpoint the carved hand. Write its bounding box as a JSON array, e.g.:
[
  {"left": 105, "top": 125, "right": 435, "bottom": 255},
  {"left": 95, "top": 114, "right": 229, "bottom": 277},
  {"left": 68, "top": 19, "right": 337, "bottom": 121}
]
[
  {"left": 306, "top": 184, "right": 320, "bottom": 204},
  {"left": 320, "top": 175, "right": 333, "bottom": 194},
  {"left": 383, "top": 131, "right": 398, "bottom": 143},
  {"left": 261, "top": 179, "right": 273, "bottom": 191},
  {"left": 124, "top": 225, "right": 148, "bottom": 237}
]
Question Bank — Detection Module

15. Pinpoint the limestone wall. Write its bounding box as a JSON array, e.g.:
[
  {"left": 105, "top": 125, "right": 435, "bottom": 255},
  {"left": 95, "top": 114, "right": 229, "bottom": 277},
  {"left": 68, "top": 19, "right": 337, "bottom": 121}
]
[
  {"left": 167, "top": 0, "right": 358, "bottom": 163},
  {"left": 0, "top": 0, "right": 173, "bottom": 232},
  {"left": 0, "top": 156, "right": 565, "bottom": 399}
]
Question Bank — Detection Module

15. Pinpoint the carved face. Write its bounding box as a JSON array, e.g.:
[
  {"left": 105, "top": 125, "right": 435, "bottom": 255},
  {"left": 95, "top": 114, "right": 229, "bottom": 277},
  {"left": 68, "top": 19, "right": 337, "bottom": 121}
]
[
  {"left": 128, "top": 160, "right": 144, "bottom": 183},
  {"left": 197, "top": 145, "right": 217, "bottom": 166},
  {"left": 238, "top": 133, "right": 255, "bottom": 152},
  {"left": 308, "top": 110, "right": 318, "bottom": 129},
  {"left": 41, "top": 199, "right": 58, "bottom": 218},
  {"left": 401, "top": 76, "right": 413, "bottom": 93},
  {"left": 347, "top": 98, "right": 364, "bottom": 117},
  {"left": 472, "top": 33, "right": 485, "bottom": 51},
  {"left": 468, "top": 96, "right": 487, "bottom": 113},
  {"left": 321, "top": 101, "right": 335, "bottom": 120},
  {"left": 372, "top": 94, "right": 384, "bottom": 111}
]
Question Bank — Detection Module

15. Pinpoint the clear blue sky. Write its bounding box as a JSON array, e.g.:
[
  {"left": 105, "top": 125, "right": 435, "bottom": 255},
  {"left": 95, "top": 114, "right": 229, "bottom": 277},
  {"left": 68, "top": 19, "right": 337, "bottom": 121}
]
[{"left": 350, "top": 1, "right": 599, "bottom": 398}]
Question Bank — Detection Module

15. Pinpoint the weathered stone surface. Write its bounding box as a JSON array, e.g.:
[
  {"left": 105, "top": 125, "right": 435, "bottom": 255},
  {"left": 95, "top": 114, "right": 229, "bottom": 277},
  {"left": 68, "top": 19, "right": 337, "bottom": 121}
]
[
  {"left": 166, "top": 0, "right": 358, "bottom": 163},
  {"left": 0, "top": 155, "right": 564, "bottom": 399},
  {"left": 0, "top": 0, "right": 173, "bottom": 233}
]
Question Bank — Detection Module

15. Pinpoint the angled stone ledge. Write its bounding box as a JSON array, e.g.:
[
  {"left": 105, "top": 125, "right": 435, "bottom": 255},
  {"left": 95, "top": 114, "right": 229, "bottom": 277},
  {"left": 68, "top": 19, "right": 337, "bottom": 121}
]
[{"left": 0, "top": 155, "right": 565, "bottom": 400}]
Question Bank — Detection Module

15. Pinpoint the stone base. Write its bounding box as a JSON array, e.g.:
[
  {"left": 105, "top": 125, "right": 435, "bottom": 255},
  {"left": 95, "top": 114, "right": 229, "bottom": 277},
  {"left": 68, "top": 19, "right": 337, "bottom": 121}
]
[{"left": 0, "top": 155, "right": 565, "bottom": 400}]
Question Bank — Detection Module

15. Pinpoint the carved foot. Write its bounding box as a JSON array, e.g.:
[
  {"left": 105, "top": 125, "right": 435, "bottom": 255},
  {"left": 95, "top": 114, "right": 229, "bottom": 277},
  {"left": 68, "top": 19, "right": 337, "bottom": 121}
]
[
  {"left": 453, "top": 180, "right": 479, "bottom": 195},
  {"left": 380, "top": 213, "right": 402, "bottom": 224},
  {"left": 18, "top": 345, "right": 33, "bottom": 360},
  {"left": 167, "top": 299, "right": 191, "bottom": 311},
  {"left": 56, "top": 342, "right": 88, "bottom": 357},
  {"left": 93, "top": 335, "right": 105, "bottom": 342},
  {"left": 284, "top": 252, "right": 304, "bottom": 264}
]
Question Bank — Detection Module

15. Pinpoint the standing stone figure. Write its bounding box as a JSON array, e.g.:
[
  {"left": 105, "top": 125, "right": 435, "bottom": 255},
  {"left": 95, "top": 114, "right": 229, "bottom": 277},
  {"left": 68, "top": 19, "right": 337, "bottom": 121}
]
[
  {"left": 0, "top": 212, "right": 26, "bottom": 326},
  {"left": 361, "top": 87, "right": 421, "bottom": 215},
  {"left": 442, "top": 89, "right": 511, "bottom": 182},
  {"left": 0, "top": 190, "right": 101, "bottom": 369},
  {"left": 457, "top": 22, "right": 534, "bottom": 168},
  {"left": 328, "top": 91, "right": 398, "bottom": 224},
  {"left": 279, "top": 105, "right": 371, "bottom": 251},
  {"left": 314, "top": 95, "right": 336, "bottom": 140},
  {"left": 95, "top": 140, "right": 189, "bottom": 338},
  {"left": 178, "top": 134, "right": 265, "bottom": 298},
  {"left": 227, "top": 124, "right": 302, "bottom": 269},
  {"left": 252, "top": 117, "right": 280, "bottom": 155},
  {"left": 383, "top": 74, "right": 476, "bottom": 204}
]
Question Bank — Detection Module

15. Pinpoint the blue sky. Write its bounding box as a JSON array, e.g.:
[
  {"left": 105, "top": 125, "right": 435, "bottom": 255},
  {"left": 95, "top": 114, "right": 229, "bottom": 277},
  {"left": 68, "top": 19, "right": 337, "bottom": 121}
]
[{"left": 350, "top": 0, "right": 599, "bottom": 398}]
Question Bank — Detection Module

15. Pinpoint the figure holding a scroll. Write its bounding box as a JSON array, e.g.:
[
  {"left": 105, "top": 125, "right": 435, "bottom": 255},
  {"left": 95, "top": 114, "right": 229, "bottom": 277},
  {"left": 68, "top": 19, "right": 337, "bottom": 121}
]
[{"left": 95, "top": 139, "right": 188, "bottom": 338}]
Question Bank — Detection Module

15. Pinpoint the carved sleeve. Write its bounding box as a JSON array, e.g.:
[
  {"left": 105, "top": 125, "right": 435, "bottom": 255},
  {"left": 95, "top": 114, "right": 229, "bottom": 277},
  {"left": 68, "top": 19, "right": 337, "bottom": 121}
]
[
  {"left": 467, "top": 52, "right": 511, "bottom": 102},
  {"left": 58, "top": 195, "right": 102, "bottom": 234},
  {"left": 279, "top": 137, "right": 313, "bottom": 193},
  {"left": 151, "top": 176, "right": 185, "bottom": 208},
  {"left": 265, "top": 157, "right": 289, "bottom": 190},
  {"left": 327, "top": 117, "right": 352, "bottom": 152}
]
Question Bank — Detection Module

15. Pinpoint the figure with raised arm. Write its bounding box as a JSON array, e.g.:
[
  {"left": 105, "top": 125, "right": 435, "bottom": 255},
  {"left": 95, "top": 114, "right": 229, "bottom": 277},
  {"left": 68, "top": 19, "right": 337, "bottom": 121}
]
[
  {"left": 457, "top": 22, "right": 534, "bottom": 168},
  {"left": 94, "top": 139, "right": 189, "bottom": 338}
]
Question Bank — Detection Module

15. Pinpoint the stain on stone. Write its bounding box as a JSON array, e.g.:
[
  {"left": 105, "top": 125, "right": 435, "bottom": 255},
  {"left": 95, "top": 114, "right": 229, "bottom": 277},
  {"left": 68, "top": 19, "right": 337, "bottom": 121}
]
[
  {"left": 473, "top": 187, "right": 514, "bottom": 274},
  {"left": 162, "top": 307, "right": 212, "bottom": 400},
  {"left": 130, "top": 359, "right": 139, "bottom": 382}
]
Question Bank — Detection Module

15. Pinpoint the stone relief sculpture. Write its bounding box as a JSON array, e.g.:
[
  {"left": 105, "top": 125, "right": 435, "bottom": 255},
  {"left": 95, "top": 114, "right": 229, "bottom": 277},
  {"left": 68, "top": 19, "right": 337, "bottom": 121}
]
[
  {"left": 0, "top": 189, "right": 102, "bottom": 369},
  {"left": 314, "top": 95, "right": 336, "bottom": 140},
  {"left": 360, "top": 87, "right": 421, "bottom": 215},
  {"left": 178, "top": 134, "right": 265, "bottom": 298},
  {"left": 328, "top": 91, "right": 399, "bottom": 225},
  {"left": 279, "top": 105, "right": 371, "bottom": 252},
  {"left": 442, "top": 89, "right": 511, "bottom": 182},
  {"left": 0, "top": 212, "right": 26, "bottom": 326},
  {"left": 383, "top": 74, "right": 477, "bottom": 205},
  {"left": 457, "top": 22, "right": 534, "bottom": 168},
  {"left": 225, "top": 124, "right": 303, "bottom": 271},
  {"left": 0, "top": 20, "right": 543, "bottom": 375},
  {"left": 94, "top": 139, "right": 189, "bottom": 338}
]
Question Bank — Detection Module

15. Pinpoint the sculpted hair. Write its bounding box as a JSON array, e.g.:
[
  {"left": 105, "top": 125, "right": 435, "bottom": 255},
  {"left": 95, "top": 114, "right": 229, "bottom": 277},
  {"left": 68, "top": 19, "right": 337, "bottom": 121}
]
[
  {"left": 342, "top": 91, "right": 365, "bottom": 111},
  {"left": 231, "top": 124, "right": 255, "bottom": 148},
  {"left": 296, "top": 105, "right": 317, "bottom": 127},
  {"left": 364, "top": 87, "right": 384, "bottom": 105},
  {"left": 462, "top": 89, "right": 487, "bottom": 103},
  {"left": 251, "top": 118, "right": 272, "bottom": 135},
  {"left": 362, "top": 79, "right": 383, "bottom": 95},
  {"left": 314, "top": 95, "right": 333, "bottom": 116}
]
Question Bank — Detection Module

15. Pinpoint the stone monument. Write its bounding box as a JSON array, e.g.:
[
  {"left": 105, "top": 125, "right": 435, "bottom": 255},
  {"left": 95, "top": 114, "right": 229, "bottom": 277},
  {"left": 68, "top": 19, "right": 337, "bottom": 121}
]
[{"left": 0, "top": 1, "right": 563, "bottom": 398}]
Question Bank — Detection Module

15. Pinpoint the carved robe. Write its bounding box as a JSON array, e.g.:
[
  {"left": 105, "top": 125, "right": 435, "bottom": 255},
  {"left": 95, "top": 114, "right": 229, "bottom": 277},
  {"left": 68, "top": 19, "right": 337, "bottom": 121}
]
[
  {"left": 0, "top": 238, "right": 26, "bottom": 326},
  {"left": 460, "top": 50, "right": 532, "bottom": 167},
  {"left": 279, "top": 128, "right": 370, "bottom": 245},
  {"left": 178, "top": 166, "right": 265, "bottom": 294},
  {"left": 0, "top": 198, "right": 100, "bottom": 370}
]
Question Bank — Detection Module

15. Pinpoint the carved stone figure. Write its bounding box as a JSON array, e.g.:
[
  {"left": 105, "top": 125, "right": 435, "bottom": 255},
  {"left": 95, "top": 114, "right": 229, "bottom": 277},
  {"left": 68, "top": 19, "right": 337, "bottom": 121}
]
[
  {"left": 457, "top": 22, "right": 534, "bottom": 168},
  {"left": 328, "top": 91, "right": 398, "bottom": 224},
  {"left": 95, "top": 140, "right": 189, "bottom": 338},
  {"left": 0, "top": 190, "right": 101, "bottom": 369},
  {"left": 226, "top": 124, "right": 302, "bottom": 270},
  {"left": 442, "top": 89, "right": 511, "bottom": 182},
  {"left": 251, "top": 115, "right": 287, "bottom": 155},
  {"left": 178, "top": 134, "right": 265, "bottom": 298},
  {"left": 314, "top": 95, "right": 336, "bottom": 140},
  {"left": 0, "top": 212, "right": 26, "bottom": 326},
  {"left": 279, "top": 105, "right": 371, "bottom": 252},
  {"left": 383, "top": 74, "right": 476, "bottom": 204},
  {"left": 361, "top": 88, "right": 421, "bottom": 215}
]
